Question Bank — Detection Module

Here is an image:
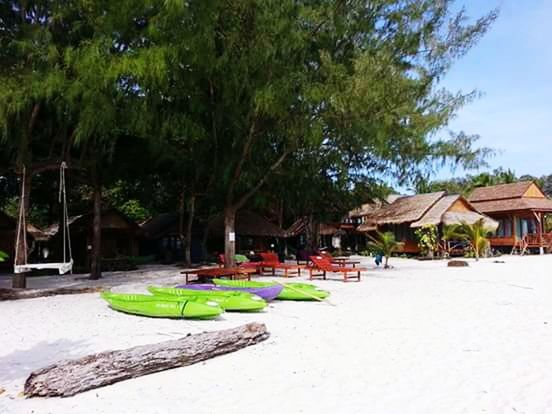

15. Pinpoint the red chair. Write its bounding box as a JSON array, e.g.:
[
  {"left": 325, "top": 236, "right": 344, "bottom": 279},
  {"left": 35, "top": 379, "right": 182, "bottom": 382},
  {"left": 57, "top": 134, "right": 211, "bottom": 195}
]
[
  {"left": 309, "top": 256, "right": 364, "bottom": 282},
  {"left": 259, "top": 252, "right": 303, "bottom": 277}
]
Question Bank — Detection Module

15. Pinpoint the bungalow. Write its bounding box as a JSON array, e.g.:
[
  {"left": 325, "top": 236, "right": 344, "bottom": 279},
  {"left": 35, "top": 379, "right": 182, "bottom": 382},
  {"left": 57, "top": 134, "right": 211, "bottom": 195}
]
[
  {"left": 361, "top": 192, "right": 497, "bottom": 254},
  {"left": 42, "top": 209, "right": 141, "bottom": 270},
  {"left": 468, "top": 181, "right": 552, "bottom": 253}
]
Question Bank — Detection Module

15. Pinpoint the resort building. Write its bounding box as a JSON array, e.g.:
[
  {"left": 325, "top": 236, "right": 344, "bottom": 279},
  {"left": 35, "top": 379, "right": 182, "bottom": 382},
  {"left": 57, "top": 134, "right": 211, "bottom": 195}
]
[
  {"left": 468, "top": 181, "right": 552, "bottom": 253},
  {"left": 359, "top": 192, "right": 496, "bottom": 254}
]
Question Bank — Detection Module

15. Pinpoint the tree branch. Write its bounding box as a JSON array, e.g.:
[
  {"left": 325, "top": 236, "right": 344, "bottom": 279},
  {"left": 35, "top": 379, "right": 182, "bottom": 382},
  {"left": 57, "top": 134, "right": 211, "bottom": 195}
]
[
  {"left": 226, "top": 116, "right": 257, "bottom": 205},
  {"left": 235, "top": 149, "right": 289, "bottom": 210}
]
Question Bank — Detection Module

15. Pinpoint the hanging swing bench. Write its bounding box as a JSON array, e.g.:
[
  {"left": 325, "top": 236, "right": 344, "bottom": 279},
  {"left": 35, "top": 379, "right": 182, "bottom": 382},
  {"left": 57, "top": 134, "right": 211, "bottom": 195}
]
[{"left": 14, "top": 162, "right": 74, "bottom": 275}]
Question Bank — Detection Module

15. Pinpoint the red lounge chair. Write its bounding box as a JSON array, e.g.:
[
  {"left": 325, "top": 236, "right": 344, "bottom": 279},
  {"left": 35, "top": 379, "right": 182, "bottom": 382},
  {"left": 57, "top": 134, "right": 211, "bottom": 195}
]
[
  {"left": 259, "top": 252, "right": 303, "bottom": 277},
  {"left": 309, "top": 256, "right": 364, "bottom": 282}
]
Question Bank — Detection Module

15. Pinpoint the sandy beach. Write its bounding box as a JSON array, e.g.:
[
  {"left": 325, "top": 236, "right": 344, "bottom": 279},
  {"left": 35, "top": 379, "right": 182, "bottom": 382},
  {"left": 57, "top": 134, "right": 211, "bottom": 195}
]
[{"left": 2, "top": 256, "right": 552, "bottom": 413}]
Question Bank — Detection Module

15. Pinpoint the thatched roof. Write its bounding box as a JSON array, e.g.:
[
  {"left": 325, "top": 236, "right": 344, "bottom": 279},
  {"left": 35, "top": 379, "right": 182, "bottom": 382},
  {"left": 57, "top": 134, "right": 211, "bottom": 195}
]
[
  {"left": 284, "top": 218, "right": 340, "bottom": 237},
  {"left": 469, "top": 181, "right": 534, "bottom": 202},
  {"left": 209, "top": 211, "right": 285, "bottom": 238},
  {"left": 370, "top": 191, "right": 445, "bottom": 224},
  {"left": 441, "top": 211, "right": 498, "bottom": 230},
  {"left": 410, "top": 195, "right": 497, "bottom": 229},
  {"left": 0, "top": 211, "right": 49, "bottom": 240},
  {"left": 410, "top": 195, "right": 461, "bottom": 227},
  {"left": 470, "top": 198, "right": 552, "bottom": 214},
  {"left": 348, "top": 194, "right": 402, "bottom": 218},
  {"left": 469, "top": 181, "right": 552, "bottom": 213}
]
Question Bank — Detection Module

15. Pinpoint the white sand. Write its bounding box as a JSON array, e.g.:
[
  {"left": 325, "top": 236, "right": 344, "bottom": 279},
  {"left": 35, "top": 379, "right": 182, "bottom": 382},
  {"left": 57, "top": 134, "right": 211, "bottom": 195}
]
[{"left": 2, "top": 256, "right": 552, "bottom": 413}]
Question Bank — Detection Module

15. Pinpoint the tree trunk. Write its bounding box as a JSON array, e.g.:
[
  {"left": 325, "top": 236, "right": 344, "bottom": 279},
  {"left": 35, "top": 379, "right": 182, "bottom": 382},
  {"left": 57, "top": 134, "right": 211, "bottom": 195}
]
[
  {"left": 24, "top": 322, "right": 269, "bottom": 398},
  {"left": 13, "top": 169, "right": 32, "bottom": 288},
  {"left": 384, "top": 256, "right": 389, "bottom": 269},
  {"left": 89, "top": 165, "right": 102, "bottom": 280},
  {"left": 184, "top": 195, "right": 196, "bottom": 265},
  {"left": 305, "top": 216, "right": 320, "bottom": 252},
  {"left": 178, "top": 186, "right": 185, "bottom": 261},
  {"left": 224, "top": 206, "right": 236, "bottom": 268}
]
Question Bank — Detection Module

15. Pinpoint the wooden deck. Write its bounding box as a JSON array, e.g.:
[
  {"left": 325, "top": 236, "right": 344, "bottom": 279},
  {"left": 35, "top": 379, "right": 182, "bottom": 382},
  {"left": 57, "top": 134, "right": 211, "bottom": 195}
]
[{"left": 489, "top": 233, "right": 552, "bottom": 249}]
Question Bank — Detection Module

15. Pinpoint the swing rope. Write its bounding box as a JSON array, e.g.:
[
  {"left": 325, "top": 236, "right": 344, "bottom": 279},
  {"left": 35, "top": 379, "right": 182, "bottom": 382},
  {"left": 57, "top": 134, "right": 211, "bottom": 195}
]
[
  {"left": 14, "top": 166, "right": 28, "bottom": 267},
  {"left": 14, "top": 163, "right": 73, "bottom": 275}
]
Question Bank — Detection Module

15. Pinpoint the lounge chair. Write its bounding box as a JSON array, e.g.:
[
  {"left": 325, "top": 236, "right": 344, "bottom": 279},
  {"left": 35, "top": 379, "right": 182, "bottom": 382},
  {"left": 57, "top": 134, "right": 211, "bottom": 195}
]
[
  {"left": 309, "top": 256, "right": 364, "bottom": 282},
  {"left": 259, "top": 252, "right": 303, "bottom": 277}
]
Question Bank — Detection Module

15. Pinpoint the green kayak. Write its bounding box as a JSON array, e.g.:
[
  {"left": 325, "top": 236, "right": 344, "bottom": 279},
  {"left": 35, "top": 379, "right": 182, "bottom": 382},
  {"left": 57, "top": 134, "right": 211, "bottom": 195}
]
[
  {"left": 101, "top": 292, "right": 223, "bottom": 319},
  {"left": 212, "top": 279, "right": 330, "bottom": 301},
  {"left": 147, "top": 287, "right": 267, "bottom": 312}
]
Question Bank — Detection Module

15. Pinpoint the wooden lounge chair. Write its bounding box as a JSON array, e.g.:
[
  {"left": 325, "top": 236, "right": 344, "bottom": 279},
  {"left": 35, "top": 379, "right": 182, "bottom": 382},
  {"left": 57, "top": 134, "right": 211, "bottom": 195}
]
[
  {"left": 258, "top": 252, "right": 303, "bottom": 277},
  {"left": 309, "top": 256, "right": 364, "bottom": 282}
]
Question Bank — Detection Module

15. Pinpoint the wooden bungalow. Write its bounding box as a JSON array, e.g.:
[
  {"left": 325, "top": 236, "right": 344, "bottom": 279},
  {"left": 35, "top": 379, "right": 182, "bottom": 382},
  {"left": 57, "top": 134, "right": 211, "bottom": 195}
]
[
  {"left": 362, "top": 192, "right": 497, "bottom": 254},
  {"left": 42, "top": 209, "right": 141, "bottom": 269},
  {"left": 468, "top": 181, "right": 552, "bottom": 253}
]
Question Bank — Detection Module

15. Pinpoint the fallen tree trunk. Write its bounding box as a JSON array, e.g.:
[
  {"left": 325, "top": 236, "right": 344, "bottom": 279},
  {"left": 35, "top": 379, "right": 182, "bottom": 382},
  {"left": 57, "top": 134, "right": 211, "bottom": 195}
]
[
  {"left": 0, "top": 286, "right": 103, "bottom": 301},
  {"left": 25, "top": 322, "right": 269, "bottom": 398}
]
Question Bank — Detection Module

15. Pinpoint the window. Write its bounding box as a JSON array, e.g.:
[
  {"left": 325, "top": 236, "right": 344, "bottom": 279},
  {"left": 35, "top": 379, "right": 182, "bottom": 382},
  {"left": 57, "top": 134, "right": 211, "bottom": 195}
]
[{"left": 497, "top": 219, "right": 512, "bottom": 237}]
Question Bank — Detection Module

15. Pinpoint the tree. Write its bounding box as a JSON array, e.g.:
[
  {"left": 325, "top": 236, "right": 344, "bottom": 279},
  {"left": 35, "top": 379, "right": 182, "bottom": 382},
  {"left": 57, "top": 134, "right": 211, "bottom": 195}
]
[
  {"left": 441, "top": 224, "right": 462, "bottom": 257},
  {"left": 367, "top": 231, "right": 403, "bottom": 269},
  {"left": 415, "top": 225, "right": 439, "bottom": 258},
  {"left": 155, "top": 1, "right": 497, "bottom": 267},
  {"left": 458, "top": 219, "right": 492, "bottom": 260}
]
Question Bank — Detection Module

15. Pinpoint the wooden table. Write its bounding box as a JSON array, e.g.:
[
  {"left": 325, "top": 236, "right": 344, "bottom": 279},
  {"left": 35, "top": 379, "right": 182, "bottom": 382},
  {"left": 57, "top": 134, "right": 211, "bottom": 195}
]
[
  {"left": 331, "top": 257, "right": 361, "bottom": 268},
  {"left": 181, "top": 267, "right": 257, "bottom": 284}
]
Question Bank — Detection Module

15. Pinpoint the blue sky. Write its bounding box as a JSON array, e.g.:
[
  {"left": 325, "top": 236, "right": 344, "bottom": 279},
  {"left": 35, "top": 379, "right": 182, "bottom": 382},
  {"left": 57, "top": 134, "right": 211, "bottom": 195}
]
[{"left": 436, "top": 0, "right": 552, "bottom": 180}]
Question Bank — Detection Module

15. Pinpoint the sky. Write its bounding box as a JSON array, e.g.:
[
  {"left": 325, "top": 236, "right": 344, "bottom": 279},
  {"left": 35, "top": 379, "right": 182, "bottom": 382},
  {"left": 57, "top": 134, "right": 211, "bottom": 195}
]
[{"left": 436, "top": 0, "right": 552, "bottom": 180}]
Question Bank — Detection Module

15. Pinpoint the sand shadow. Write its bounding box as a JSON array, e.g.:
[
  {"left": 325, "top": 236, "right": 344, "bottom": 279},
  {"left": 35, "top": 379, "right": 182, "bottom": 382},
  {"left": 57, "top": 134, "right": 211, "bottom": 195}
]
[{"left": 0, "top": 338, "right": 88, "bottom": 382}]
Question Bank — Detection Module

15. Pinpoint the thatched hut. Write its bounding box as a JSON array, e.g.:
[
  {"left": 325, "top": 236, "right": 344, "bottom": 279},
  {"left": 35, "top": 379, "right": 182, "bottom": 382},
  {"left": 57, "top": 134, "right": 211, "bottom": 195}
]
[{"left": 361, "top": 192, "right": 496, "bottom": 253}]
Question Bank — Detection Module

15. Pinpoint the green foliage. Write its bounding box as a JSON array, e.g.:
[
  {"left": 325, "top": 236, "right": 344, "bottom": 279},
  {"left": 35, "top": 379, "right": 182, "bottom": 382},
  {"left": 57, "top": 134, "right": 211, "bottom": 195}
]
[
  {"left": 0, "top": 250, "right": 8, "bottom": 262},
  {"left": 440, "top": 224, "right": 463, "bottom": 257},
  {"left": 457, "top": 219, "right": 492, "bottom": 260},
  {"left": 546, "top": 216, "right": 552, "bottom": 233},
  {"left": 415, "top": 225, "right": 439, "bottom": 257},
  {"left": 367, "top": 231, "right": 404, "bottom": 269},
  {"left": 0, "top": 0, "right": 500, "bottom": 269}
]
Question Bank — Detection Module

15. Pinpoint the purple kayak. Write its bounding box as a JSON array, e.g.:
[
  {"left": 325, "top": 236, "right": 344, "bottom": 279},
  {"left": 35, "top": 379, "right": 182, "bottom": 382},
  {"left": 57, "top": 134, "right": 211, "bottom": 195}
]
[{"left": 176, "top": 283, "right": 283, "bottom": 301}]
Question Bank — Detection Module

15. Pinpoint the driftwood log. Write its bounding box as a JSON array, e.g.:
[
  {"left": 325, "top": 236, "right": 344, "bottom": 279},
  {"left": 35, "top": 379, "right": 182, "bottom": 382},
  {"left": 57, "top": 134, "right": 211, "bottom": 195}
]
[
  {"left": 24, "top": 322, "right": 269, "bottom": 398},
  {"left": 0, "top": 286, "right": 103, "bottom": 301}
]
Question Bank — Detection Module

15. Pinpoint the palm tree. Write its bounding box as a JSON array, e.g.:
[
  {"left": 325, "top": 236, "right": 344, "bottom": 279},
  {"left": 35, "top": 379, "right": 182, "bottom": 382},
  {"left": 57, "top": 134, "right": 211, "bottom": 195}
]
[
  {"left": 441, "top": 224, "right": 462, "bottom": 257},
  {"left": 367, "top": 231, "right": 404, "bottom": 269},
  {"left": 458, "top": 219, "right": 491, "bottom": 261}
]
